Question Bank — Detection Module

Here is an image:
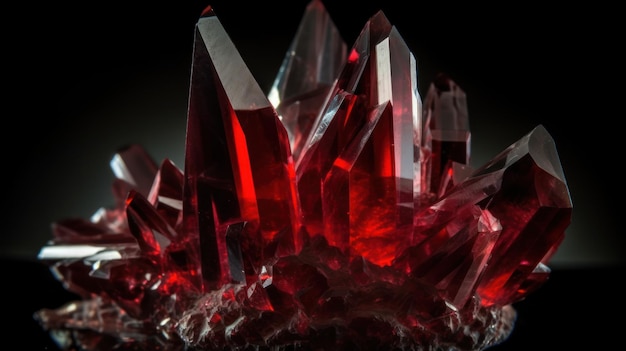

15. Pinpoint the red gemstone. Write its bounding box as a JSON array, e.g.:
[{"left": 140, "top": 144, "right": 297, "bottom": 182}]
[
  {"left": 34, "top": 1, "right": 572, "bottom": 350},
  {"left": 182, "top": 8, "right": 303, "bottom": 291}
]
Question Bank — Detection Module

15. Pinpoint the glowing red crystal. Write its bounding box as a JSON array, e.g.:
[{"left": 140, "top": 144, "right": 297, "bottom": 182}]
[
  {"left": 296, "top": 10, "right": 420, "bottom": 267},
  {"left": 182, "top": 6, "right": 302, "bottom": 292},
  {"left": 34, "top": 1, "right": 572, "bottom": 350}
]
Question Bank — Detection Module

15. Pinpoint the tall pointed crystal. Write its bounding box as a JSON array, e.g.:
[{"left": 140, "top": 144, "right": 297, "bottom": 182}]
[
  {"left": 268, "top": 0, "right": 347, "bottom": 163},
  {"left": 182, "top": 6, "right": 302, "bottom": 291},
  {"left": 421, "top": 73, "right": 471, "bottom": 200},
  {"left": 298, "top": 10, "right": 420, "bottom": 266}
]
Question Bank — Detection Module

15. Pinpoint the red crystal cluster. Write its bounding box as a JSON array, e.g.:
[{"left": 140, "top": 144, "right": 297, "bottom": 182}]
[{"left": 35, "top": 1, "right": 572, "bottom": 350}]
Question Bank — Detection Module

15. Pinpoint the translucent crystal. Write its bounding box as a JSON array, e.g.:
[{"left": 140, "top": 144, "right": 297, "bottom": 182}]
[
  {"left": 34, "top": 1, "right": 572, "bottom": 350},
  {"left": 268, "top": 0, "right": 347, "bottom": 163}
]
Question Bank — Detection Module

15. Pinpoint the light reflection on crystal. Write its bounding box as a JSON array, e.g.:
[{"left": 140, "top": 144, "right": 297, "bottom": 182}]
[
  {"left": 34, "top": 1, "right": 572, "bottom": 350},
  {"left": 268, "top": 0, "right": 347, "bottom": 163},
  {"left": 38, "top": 245, "right": 110, "bottom": 260}
]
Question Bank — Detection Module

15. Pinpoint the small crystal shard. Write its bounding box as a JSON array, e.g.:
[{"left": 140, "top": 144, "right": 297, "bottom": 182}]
[{"left": 34, "top": 2, "right": 573, "bottom": 351}]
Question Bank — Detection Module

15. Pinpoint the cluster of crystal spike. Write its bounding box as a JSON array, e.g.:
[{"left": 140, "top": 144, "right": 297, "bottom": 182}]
[{"left": 34, "top": 1, "right": 572, "bottom": 350}]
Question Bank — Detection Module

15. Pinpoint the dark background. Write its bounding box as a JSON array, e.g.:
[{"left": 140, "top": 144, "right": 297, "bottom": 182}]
[{"left": 4, "top": 1, "right": 623, "bottom": 349}]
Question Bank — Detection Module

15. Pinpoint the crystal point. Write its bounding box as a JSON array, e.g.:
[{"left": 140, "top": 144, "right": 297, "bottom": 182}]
[
  {"left": 422, "top": 72, "right": 471, "bottom": 198},
  {"left": 110, "top": 143, "right": 159, "bottom": 198},
  {"left": 296, "top": 9, "right": 420, "bottom": 267},
  {"left": 269, "top": 0, "right": 347, "bottom": 163},
  {"left": 184, "top": 9, "right": 302, "bottom": 291},
  {"left": 35, "top": 2, "right": 572, "bottom": 351}
]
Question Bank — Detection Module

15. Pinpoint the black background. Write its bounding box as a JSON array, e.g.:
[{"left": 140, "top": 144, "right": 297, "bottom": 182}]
[{"left": 4, "top": 1, "right": 623, "bottom": 349}]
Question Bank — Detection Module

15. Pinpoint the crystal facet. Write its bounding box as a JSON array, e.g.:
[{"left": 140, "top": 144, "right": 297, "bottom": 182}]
[
  {"left": 183, "top": 6, "right": 302, "bottom": 292},
  {"left": 268, "top": 0, "right": 347, "bottom": 164},
  {"left": 34, "top": 1, "right": 572, "bottom": 350}
]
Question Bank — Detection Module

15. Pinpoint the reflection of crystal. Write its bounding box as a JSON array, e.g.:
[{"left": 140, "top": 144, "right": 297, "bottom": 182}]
[{"left": 34, "top": 1, "right": 572, "bottom": 350}]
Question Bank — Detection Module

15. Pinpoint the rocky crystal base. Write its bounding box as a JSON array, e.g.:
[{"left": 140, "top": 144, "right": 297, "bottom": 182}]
[{"left": 34, "top": 1, "right": 572, "bottom": 350}]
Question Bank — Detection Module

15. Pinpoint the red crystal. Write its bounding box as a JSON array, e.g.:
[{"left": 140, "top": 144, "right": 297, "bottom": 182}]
[
  {"left": 34, "top": 1, "right": 572, "bottom": 350},
  {"left": 296, "top": 10, "right": 420, "bottom": 267},
  {"left": 183, "top": 7, "right": 303, "bottom": 291}
]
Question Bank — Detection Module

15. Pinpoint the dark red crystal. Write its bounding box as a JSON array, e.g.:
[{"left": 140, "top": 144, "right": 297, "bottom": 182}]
[
  {"left": 34, "top": 1, "right": 572, "bottom": 350},
  {"left": 183, "top": 7, "right": 302, "bottom": 291}
]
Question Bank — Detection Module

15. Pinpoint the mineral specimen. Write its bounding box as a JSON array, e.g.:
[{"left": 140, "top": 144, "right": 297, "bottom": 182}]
[{"left": 34, "top": 1, "right": 572, "bottom": 350}]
